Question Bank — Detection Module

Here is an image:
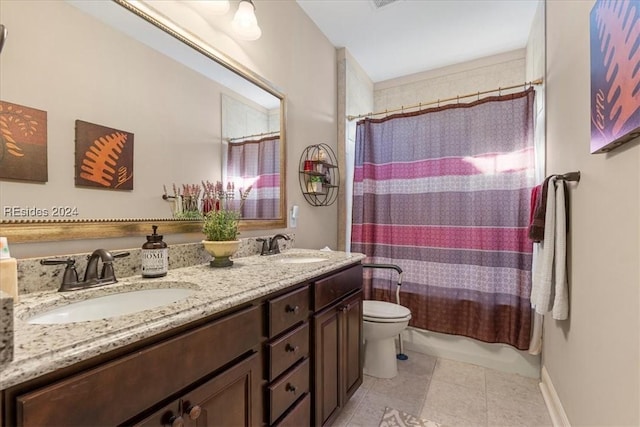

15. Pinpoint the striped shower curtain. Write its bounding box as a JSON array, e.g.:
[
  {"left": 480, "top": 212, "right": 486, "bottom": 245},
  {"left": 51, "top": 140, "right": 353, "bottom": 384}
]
[
  {"left": 351, "top": 89, "right": 535, "bottom": 350},
  {"left": 227, "top": 136, "right": 280, "bottom": 219}
]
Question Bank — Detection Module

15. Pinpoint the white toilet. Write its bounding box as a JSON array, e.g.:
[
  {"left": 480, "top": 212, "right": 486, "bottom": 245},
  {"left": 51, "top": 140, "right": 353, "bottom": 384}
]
[{"left": 363, "top": 300, "right": 412, "bottom": 379}]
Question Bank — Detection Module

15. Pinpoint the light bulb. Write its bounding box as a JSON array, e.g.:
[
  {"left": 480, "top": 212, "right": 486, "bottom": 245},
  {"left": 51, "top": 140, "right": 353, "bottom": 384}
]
[{"left": 231, "top": 0, "right": 262, "bottom": 40}]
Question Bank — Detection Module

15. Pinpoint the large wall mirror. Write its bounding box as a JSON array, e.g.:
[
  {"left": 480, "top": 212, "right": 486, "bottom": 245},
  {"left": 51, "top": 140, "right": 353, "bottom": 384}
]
[{"left": 0, "top": 0, "right": 286, "bottom": 243}]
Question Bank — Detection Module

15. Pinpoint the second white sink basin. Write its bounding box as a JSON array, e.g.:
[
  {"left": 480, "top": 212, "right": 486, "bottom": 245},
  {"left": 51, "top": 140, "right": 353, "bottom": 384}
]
[{"left": 27, "top": 288, "right": 196, "bottom": 325}]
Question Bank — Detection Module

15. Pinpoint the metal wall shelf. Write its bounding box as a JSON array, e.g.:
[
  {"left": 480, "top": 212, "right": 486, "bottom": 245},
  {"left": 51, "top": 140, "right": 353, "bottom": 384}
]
[{"left": 298, "top": 144, "right": 339, "bottom": 206}]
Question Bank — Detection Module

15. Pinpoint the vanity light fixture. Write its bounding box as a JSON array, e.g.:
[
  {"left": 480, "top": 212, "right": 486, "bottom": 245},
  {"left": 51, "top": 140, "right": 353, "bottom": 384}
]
[{"left": 231, "top": 0, "right": 262, "bottom": 41}]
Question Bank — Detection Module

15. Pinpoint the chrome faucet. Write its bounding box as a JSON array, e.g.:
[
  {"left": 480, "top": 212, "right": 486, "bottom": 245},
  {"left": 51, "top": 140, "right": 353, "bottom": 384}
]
[
  {"left": 84, "top": 249, "right": 115, "bottom": 284},
  {"left": 41, "top": 249, "right": 130, "bottom": 292},
  {"left": 257, "top": 234, "right": 291, "bottom": 255},
  {"left": 269, "top": 234, "right": 290, "bottom": 254}
]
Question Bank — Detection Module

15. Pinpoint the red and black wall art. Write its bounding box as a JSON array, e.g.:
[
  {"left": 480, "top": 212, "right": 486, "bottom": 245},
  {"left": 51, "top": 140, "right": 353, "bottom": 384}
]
[
  {"left": 75, "top": 120, "right": 134, "bottom": 190},
  {"left": 590, "top": 0, "right": 640, "bottom": 154},
  {"left": 0, "top": 100, "right": 48, "bottom": 182}
]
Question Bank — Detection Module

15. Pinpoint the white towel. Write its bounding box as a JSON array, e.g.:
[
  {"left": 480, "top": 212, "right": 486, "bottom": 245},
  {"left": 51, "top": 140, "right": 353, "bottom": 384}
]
[
  {"left": 530, "top": 177, "right": 569, "bottom": 320},
  {"left": 531, "top": 177, "right": 556, "bottom": 313},
  {"left": 552, "top": 182, "right": 568, "bottom": 320}
]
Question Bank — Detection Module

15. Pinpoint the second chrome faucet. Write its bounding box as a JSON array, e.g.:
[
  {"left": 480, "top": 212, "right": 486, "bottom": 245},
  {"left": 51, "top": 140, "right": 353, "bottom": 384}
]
[{"left": 257, "top": 234, "right": 291, "bottom": 256}]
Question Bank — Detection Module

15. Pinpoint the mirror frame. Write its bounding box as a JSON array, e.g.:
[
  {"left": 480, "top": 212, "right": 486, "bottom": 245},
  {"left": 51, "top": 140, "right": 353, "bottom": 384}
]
[{"left": 0, "top": 0, "right": 287, "bottom": 243}]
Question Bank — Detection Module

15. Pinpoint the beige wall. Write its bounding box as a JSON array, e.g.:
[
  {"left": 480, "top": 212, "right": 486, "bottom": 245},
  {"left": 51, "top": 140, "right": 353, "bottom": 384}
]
[
  {"left": 374, "top": 49, "right": 526, "bottom": 109},
  {"left": 252, "top": 1, "right": 339, "bottom": 251},
  {"left": 3, "top": 1, "right": 338, "bottom": 257},
  {"left": 545, "top": 1, "right": 640, "bottom": 425}
]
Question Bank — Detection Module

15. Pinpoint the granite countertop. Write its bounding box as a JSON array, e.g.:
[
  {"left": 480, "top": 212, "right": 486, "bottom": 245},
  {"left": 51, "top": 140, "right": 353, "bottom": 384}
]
[{"left": 0, "top": 249, "right": 365, "bottom": 389}]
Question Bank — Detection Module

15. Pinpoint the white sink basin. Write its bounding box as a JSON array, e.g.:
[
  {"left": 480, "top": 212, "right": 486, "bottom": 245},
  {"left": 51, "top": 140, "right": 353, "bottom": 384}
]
[
  {"left": 27, "top": 288, "right": 196, "bottom": 325},
  {"left": 278, "top": 256, "right": 328, "bottom": 264}
]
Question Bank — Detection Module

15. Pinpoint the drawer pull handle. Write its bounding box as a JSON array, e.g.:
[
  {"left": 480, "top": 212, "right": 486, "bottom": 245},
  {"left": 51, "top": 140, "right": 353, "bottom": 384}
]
[
  {"left": 170, "top": 415, "right": 184, "bottom": 427},
  {"left": 285, "top": 343, "right": 299, "bottom": 353},
  {"left": 285, "top": 304, "right": 300, "bottom": 314},
  {"left": 286, "top": 383, "right": 297, "bottom": 394},
  {"left": 186, "top": 405, "right": 202, "bottom": 420}
]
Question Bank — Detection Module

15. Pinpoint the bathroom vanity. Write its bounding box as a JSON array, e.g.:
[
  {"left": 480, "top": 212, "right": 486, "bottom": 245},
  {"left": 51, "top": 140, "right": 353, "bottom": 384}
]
[{"left": 0, "top": 250, "right": 365, "bottom": 426}]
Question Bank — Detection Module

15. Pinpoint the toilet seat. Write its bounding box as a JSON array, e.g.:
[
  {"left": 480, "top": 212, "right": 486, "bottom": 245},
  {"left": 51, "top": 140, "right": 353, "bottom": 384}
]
[{"left": 363, "top": 300, "right": 411, "bottom": 323}]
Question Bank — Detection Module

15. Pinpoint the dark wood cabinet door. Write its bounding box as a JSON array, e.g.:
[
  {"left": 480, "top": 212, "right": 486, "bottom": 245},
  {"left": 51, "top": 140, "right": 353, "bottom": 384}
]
[
  {"left": 343, "top": 291, "right": 363, "bottom": 400},
  {"left": 135, "top": 352, "right": 262, "bottom": 427},
  {"left": 312, "top": 289, "right": 363, "bottom": 427},
  {"left": 313, "top": 305, "right": 340, "bottom": 426},
  {"left": 184, "top": 352, "right": 262, "bottom": 427}
]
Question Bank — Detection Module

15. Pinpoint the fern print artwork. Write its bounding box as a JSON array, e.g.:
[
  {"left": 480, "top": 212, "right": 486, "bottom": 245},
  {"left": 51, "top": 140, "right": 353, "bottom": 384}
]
[
  {"left": 590, "top": 0, "right": 640, "bottom": 153},
  {"left": 0, "top": 100, "right": 48, "bottom": 182},
  {"left": 75, "top": 120, "right": 134, "bottom": 190}
]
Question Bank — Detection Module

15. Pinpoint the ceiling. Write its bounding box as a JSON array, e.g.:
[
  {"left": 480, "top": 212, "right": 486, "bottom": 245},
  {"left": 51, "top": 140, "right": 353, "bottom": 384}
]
[{"left": 295, "top": 0, "right": 540, "bottom": 83}]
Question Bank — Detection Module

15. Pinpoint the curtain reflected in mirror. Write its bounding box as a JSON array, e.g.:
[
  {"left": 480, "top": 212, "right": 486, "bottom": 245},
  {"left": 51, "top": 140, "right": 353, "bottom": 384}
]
[
  {"left": 222, "top": 94, "right": 280, "bottom": 219},
  {"left": 227, "top": 136, "right": 280, "bottom": 219}
]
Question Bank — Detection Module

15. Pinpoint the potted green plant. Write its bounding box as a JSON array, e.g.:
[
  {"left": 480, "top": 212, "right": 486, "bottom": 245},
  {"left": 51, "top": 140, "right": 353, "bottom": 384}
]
[{"left": 201, "top": 183, "right": 251, "bottom": 267}]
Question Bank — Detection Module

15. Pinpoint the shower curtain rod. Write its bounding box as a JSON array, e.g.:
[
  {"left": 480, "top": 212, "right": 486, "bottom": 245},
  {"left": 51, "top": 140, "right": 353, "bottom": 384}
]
[
  {"left": 227, "top": 130, "right": 279, "bottom": 142},
  {"left": 347, "top": 78, "right": 544, "bottom": 121}
]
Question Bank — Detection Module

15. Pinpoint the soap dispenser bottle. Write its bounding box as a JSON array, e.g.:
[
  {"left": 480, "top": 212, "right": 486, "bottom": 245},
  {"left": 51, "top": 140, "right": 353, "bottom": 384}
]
[{"left": 141, "top": 225, "right": 168, "bottom": 278}]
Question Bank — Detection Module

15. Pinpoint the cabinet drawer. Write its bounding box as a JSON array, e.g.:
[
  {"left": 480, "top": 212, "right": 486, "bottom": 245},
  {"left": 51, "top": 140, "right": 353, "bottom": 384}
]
[
  {"left": 268, "top": 286, "right": 309, "bottom": 337},
  {"left": 267, "top": 322, "right": 309, "bottom": 381},
  {"left": 273, "top": 393, "right": 311, "bottom": 427},
  {"left": 313, "top": 264, "right": 363, "bottom": 311},
  {"left": 268, "top": 358, "right": 310, "bottom": 425},
  {"left": 15, "top": 305, "right": 261, "bottom": 427}
]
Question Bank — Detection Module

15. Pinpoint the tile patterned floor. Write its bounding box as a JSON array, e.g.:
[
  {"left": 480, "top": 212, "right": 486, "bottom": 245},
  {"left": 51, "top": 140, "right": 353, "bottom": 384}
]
[{"left": 333, "top": 350, "right": 553, "bottom": 427}]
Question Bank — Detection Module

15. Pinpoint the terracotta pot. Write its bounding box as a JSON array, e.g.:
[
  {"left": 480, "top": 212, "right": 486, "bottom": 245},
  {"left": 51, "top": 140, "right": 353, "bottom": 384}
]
[{"left": 202, "top": 240, "right": 241, "bottom": 267}]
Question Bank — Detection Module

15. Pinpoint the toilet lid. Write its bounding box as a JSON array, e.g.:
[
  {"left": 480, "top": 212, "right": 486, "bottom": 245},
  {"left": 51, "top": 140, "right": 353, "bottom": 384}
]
[{"left": 363, "top": 300, "right": 411, "bottom": 320}]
